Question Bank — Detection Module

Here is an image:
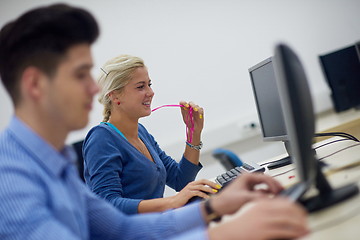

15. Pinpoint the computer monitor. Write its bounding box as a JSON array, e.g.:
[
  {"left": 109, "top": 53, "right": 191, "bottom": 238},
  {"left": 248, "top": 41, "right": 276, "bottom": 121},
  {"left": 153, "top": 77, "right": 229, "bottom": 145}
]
[
  {"left": 249, "top": 57, "right": 287, "bottom": 141},
  {"left": 248, "top": 57, "right": 292, "bottom": 168},
  {"left": 319, "top": 44, "right": 360, "bottom": 112},
  {"left": 274, "top": 43, "right": 359, "bottom": 212}
]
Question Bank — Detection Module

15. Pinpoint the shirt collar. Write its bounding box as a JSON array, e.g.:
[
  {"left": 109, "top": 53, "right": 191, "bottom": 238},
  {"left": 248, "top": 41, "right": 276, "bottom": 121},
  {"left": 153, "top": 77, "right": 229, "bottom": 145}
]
[{"left": 8, "top": 116, "right": 76, "bottom": 178}]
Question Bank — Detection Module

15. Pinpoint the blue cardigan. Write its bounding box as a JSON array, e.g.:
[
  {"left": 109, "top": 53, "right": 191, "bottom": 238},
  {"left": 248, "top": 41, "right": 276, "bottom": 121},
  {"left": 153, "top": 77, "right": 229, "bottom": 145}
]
[{"left": 83, "top": 123, "right": 202, "bottom": 214}]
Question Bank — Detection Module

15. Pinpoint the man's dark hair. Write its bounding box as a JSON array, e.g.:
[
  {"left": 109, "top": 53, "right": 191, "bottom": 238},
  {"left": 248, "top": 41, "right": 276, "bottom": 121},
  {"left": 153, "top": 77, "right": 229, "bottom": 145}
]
[{"left": 0, "top": 3, "right": 99, "bottom": 105}]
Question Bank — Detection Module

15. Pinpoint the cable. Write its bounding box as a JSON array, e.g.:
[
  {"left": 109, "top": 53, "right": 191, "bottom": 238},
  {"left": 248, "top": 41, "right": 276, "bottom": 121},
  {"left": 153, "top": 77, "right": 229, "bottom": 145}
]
[
  {"left": 261, "top": 136, "right": 357, "bottom": 167},
  {"left": 318, "top": 142, "right": 360, "bottom": 161},
  {"left": 267, "top": 143, "right": 360, "bottom": 176},
  {"left": 315, "top": 131, "right": 359, "bottom": 142},
  {"left": 314, "top": 138, "right": 353, "bottom": 150}
]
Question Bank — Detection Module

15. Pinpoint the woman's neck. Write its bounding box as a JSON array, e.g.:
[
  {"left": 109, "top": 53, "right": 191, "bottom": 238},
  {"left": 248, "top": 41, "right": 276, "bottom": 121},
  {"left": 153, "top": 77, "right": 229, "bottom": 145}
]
[{"left": 108, "top": 115, "right": 139, "bottom": 140}]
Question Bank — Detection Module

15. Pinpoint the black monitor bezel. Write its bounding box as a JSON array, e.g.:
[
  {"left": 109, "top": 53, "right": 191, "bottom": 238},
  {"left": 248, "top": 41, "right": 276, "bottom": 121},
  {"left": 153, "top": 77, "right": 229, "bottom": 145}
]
[{"left": 274, "top": 44, "right": 317, "bottom": 184}]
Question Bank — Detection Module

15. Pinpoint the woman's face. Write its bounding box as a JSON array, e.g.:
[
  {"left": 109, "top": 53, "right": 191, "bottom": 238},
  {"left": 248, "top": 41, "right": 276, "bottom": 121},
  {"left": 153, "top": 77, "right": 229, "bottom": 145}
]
[{"left": 117, "top": 67, "right": 154, "bottom": 120}]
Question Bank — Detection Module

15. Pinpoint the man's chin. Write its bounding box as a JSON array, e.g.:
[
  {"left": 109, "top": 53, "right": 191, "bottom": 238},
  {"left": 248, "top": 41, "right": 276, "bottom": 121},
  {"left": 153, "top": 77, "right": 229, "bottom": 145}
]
[{"left": 72, "top": 118, "right": 89, "bottom": 131}]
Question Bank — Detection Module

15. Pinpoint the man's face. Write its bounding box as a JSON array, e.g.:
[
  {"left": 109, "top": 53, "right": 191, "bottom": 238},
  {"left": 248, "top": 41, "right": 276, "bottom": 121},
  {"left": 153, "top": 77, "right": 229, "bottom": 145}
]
[{"left": 42, "top": 43, "right": 99, "bottom": 132}]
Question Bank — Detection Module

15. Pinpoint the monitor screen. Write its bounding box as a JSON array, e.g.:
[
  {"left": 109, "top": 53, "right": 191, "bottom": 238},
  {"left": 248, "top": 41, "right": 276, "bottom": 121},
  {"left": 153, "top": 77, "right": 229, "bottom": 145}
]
[
  {"left": 274, "top": 43, "right": 359, "bottom": 212},
  {"left": 248, "top": 57, "right": 287, "bottom": 141},
  {"left": 319, "top": 44, "right": 360, "bottom": 112}
]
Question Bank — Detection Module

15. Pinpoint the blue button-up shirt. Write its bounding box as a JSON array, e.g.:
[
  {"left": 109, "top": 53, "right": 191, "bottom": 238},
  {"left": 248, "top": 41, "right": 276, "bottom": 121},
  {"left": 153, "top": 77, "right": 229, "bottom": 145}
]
[{"left": 0, "top": 116, "right": 207, "bottom": 240}]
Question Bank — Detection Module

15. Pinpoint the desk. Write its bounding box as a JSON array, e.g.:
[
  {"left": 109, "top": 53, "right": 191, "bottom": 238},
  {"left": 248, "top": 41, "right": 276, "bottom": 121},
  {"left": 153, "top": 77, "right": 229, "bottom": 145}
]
[
  {"left": 302, "top": 138, "right": 360, "bottom": 239},
  {"left": 273, "top": 137, "right": 360, "bottom": 239},
  {"left": 217, "top": 137, "right": 360, "bottom": 239}
]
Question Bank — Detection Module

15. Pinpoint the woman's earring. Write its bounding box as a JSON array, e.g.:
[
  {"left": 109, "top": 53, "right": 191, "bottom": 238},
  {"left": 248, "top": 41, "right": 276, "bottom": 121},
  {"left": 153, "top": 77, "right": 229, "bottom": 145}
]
[{"left": 117, "top": 101, "right": 120, "bottom": 105}]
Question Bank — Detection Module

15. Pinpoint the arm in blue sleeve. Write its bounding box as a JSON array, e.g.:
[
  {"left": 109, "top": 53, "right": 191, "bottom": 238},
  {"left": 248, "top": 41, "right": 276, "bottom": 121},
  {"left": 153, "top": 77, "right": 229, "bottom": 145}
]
[
  {"left": 87, "top": 191, "right": 208, "bottom": 240},
  {"left": 169, "top": 228, "right": 209, "bottom": 240},
  {"left": 83, "top": 127, "right": 141, "bottom": 214},
  {"left": 164, "top": 154, "right": 203, "bottom": 191},
  {"left": 158, "top": 147, "right": 202, "bottom": 191}
]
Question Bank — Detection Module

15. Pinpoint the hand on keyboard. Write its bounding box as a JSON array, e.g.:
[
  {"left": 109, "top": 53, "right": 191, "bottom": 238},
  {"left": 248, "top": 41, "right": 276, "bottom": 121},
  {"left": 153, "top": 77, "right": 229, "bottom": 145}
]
[
  {"left": 178, "top": 179, "right": 220, "bottom": 205},
  {"left": 187, "top": 162, "right": 266, "bottom": 204}
]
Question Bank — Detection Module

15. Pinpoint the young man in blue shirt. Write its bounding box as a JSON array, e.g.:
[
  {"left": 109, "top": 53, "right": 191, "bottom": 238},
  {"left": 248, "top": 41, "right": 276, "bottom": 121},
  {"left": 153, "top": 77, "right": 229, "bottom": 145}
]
[{"left": 0, "top": 3, "right": 308, "bottom": 240}]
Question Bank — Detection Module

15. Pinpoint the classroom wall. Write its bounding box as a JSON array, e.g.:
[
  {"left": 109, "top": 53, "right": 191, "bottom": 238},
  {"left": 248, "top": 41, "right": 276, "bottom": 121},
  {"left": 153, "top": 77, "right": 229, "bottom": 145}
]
[{"left": 1, "top": 0, "right": 360, "bottom": 163}]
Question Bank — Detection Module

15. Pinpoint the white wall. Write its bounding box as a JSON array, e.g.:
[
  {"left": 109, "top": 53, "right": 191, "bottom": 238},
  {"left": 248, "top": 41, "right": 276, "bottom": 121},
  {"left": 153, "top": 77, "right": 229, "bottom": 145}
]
[{"left": 1, "top": 0, "right": 360, "bottom": 164}]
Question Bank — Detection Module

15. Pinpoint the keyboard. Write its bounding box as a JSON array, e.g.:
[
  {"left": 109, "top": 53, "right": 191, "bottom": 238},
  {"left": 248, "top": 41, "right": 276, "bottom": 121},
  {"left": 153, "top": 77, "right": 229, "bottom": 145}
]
[
  {"left": 216, "top": 162, "right": 265, "bottom": 187},
  {"left": 187, "top": 162, "right": 265, "bottom": 204}
]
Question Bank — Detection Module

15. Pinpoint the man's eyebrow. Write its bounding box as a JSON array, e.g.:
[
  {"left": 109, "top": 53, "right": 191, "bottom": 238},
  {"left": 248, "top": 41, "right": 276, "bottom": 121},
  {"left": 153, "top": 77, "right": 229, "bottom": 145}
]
[{"left": 75, "top": 63, "right": 93, "bottom": 71}]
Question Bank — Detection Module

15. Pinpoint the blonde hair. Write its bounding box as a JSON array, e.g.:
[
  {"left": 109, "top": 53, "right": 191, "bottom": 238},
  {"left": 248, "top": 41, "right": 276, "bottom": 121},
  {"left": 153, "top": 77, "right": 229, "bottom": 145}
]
[{"left": 97, "top": 55, "right": 145, "bottom": 122}]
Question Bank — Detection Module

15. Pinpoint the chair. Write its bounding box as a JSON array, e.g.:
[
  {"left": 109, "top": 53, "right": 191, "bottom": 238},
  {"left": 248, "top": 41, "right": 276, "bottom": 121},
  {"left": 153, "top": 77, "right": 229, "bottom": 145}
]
[
  {"left": 212, "top": 148, "right": 243, "bottom": 171},
  {"left": 71, "top": 140, "right": 85, "bottom": 182}
]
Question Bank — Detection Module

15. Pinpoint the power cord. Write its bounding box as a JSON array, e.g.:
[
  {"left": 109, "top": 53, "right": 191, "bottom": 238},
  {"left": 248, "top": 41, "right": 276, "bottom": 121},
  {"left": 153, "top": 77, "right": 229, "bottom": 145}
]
[
  {"left": 314, "top": 138, "right": 353, "bottom": 150},
  {"left": 318, "top": 142, "right": 360, "bottom": 162},
  {"left": 315, "top": 131, "right": 359, "bottom": 142}
]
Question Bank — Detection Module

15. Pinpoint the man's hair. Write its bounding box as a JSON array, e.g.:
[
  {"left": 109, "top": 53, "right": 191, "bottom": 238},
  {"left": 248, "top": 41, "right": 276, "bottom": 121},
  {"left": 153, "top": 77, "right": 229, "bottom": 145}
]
[{"left": 0, "top": 3, "right": 99, "bottom": 105}]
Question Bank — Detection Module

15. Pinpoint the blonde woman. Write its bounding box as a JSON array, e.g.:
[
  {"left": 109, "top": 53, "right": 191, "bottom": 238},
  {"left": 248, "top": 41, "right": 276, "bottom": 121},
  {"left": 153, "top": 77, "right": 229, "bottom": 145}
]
[{"left": 83, "top": 55, "right": 219, "bottom": 214}]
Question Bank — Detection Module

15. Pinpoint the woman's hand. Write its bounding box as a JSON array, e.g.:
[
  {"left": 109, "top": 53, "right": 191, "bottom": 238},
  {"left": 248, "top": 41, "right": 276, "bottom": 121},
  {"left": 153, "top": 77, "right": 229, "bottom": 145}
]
[
  {"left": 179, "top": 101, "right": 204, "bottom": 137},
  {"left": 180, "top": 101, "right": 204, "bottom": 164},
  {"left": 138, "top": 179, "right": 219, "bottom": 213},
  {"left": 169, "top": 179, "right": 221, "bottom": 208}
]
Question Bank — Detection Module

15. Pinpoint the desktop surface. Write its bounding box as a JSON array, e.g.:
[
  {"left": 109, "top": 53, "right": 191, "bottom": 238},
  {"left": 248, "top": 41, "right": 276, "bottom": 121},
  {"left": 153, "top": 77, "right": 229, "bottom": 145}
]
[
  {"left": 212, "top": 137, "right": 360, "bottom": 239},
  {"left": 271, "top": 137, "right": 360, "bottom": 239}
]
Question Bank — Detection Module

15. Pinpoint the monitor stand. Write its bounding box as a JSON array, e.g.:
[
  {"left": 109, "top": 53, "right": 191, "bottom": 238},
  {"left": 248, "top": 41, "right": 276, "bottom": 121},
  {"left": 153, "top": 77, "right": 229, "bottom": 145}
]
[
  {"left": 267, "top": 141, "right": 293, "bottom": 169},
  {"left": 300, "top": 163, "right": 359, "bottom": 212}
]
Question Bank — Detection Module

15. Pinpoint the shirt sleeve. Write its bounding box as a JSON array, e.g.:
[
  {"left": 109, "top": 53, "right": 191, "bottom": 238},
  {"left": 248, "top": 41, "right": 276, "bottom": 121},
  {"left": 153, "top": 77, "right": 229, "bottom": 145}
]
[
  {"left": 87, "top": 192, "right": 209, "bottom": 240},
  {"left": 163, "top": 154, "right": 203, "bottom": 191},
  {"left": 0, "top": 162, "right": 81, "bottom": 240},
  {"left": 83, "top": 126, "right": 141, "bottom": 214},
  {"left": 168, "top": 228, "right": 209, "bottom": 240}
]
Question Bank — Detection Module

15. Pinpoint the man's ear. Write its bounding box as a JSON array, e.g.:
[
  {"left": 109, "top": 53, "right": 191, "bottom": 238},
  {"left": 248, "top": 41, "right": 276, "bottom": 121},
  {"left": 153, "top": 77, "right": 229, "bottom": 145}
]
[{"left": 21, "top": 67, "right": 46, "bottom": 101}]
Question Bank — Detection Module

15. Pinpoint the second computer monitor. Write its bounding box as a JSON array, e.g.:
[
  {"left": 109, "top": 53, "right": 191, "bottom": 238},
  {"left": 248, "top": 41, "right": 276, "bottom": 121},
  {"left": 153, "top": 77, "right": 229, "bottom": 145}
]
[{"left": 248, "top": 57, "right": 287, "bottom": 142}]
